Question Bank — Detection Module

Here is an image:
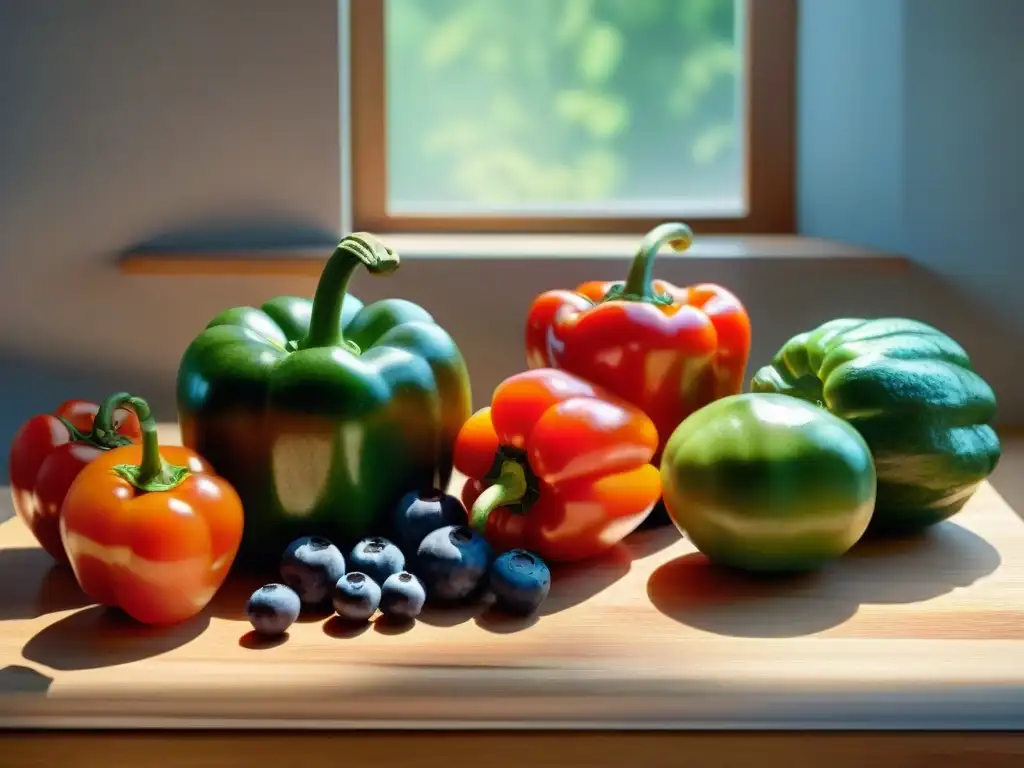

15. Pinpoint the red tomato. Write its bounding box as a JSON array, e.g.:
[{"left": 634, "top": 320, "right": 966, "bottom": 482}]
[{"left": 9, "top": 398, "right": 142, "bottom": 563}]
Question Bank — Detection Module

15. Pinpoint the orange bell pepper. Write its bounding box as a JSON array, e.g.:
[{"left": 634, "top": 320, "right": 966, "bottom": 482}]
[
  {"left": 60, "top": 395, "right": 244, "bottom": 626},
  {"left": 453, "top": 368, "right": 661, "bottom": 564},
  {"left": 525, "top": 222, "right": 751, "bottom": 464}
]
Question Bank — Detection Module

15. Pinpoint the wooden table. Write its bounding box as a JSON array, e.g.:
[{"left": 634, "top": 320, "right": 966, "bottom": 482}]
[{"left": 2, "top": 424, "right": 1023, "bottom": 767}]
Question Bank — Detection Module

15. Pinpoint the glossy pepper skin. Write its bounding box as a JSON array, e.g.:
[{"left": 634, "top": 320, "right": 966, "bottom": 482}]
[
  {"left": 751, "top": 317, "right": 1000, "bottom": 534},
  {"left": 9, "top": 395, "right": 142, "bottom": 563},
  {"left": 661, "top": 393, "right": 876, "bottom": 573},
  {"left": 60, "top": 395, "right": 244, "bottom": 625},
  {"left": 176, "top": 233, "right": 472, "bottom": 567},
  {"left": 454, "top": 368, "right": 661, "bottom": 564},
  {"left": 525, "top": 222, "right": 751, "bottom": 466}
]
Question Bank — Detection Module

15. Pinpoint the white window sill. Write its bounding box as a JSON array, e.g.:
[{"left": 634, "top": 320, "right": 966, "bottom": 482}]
[{"left": 118, "top": 234, "right": 908, "bottom": 276}]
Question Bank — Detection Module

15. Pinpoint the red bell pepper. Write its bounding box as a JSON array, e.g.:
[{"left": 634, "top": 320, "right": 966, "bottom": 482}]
[
  {"left": 453, "top": 368, "right": 661, "bottom": 564},
  {"left": 60, "top": 394, "right": 244, "bottom": 626},
  {"left": 525, "top": 222, "right": 751, "bottom": 463},
  {"left": 9, "top": 394, "right": 143, "bottom": 563}
]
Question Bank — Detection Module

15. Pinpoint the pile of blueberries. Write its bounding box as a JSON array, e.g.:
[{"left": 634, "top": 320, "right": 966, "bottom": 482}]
[{"left": 245, "top": 489, "right": 552, "bottom": 638}]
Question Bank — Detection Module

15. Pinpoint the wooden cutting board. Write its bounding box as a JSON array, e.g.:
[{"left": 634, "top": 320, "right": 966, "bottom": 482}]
[{"left": 1, "top": 424, "right": 1023, "bottom": 766}]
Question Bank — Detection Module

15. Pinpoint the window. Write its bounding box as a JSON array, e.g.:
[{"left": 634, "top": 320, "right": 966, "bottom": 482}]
[{"left": 349, "top": 0, "right": 796, "bottom": 234}]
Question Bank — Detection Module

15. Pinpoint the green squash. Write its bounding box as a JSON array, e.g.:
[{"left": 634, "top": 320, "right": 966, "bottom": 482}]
[{"left": 750, "top": 318, "right": 1000, "bottom": 533}]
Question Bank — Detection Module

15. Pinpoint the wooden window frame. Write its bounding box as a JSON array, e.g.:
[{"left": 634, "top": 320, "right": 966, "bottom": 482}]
[{"left": 349, "top": 0, "right": 796, "bottom": 235}]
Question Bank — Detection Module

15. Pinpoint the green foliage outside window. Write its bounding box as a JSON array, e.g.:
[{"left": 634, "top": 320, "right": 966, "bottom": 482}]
[{"left": 385, "top": 0, "right": 743, "bottom": 211}]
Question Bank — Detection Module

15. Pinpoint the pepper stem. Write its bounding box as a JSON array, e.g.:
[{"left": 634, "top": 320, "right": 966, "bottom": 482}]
[
  {"left": 86, "top": 391, "right": 142, "bottom": 450},
  {"left": 103, "top": 395, "right": 191, "bottom": 493},
  {"left": 298, "top": 233, "right": 400, "bottom": 353},
  {"left": 617, "top": 222, "right": 694, "bottom": 302},
  {"left": 470, "top": 460, "right": 529, "bottom": 533}
]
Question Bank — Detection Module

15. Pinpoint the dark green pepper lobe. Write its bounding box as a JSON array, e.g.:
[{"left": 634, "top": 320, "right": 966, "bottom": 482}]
[
  {"left": 751, "top": 317, "right": 1001, "bottom": 533},
  {"left": 176, "top": 233, "right": 472, "bottom": 567}
]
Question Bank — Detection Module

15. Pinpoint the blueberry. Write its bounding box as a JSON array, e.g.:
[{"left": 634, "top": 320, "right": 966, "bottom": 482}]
[
  {"left": 279, "top": 536, "right": 346, "bottom": 607},
  {"left": 489, "top": 550, "right": 551, "bottom": 615},
  {"left": 379, "top": 571, "right": 427, "bottom": 621},
  {"left": 349, "top": 537, "right": 405, "bottom": 586},
  {"left": 414, "top": 525, "right": 493, "bottom": 603},
  {"left": 393, "top": 488, "right": 468, "bottom": 555},
  {"left": 333, "top": 572, "right": 381, "bottom": 622},
  {"left": 246, "top": 583, "right": 301, "bottom": 636}
]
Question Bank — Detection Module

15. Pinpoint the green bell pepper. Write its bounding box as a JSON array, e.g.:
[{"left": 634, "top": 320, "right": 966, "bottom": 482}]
[
  {"left": 176, "top": 233, "right": 472, "bottom": 567},
  {"left": 660, "top": 392, "right": 877, "bottom": 573},
  {"left": 750, "top": 317, "right": 1000, "bottom": 534}
]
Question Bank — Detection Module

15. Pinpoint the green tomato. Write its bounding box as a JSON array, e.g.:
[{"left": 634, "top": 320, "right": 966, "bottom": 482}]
[{"left": 660, "top": 393, "right": 877, "bottom": 573}]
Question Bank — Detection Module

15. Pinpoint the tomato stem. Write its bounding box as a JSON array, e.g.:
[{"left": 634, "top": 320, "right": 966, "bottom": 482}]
[
  {"left": 612, "top": 222, "right": 694, "bottom": 304},
  {"left": 101, "top": 394, "right": 191, "bottom": 493},
  {"left": 298, "top": 233, "right": 400, "bottom": 353},
  {"left": 55, "top": 417, "right": 93, "bottom": 445},
  {"left": 470, "top": 460, "right": 529, "bottom": 534},
  {"left": 62, "top": 391, "right": 137, "bottom": 451}
]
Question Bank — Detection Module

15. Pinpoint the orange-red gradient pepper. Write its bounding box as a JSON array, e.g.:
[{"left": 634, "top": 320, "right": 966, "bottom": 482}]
[
  {"left": 453, "top": 368, "right": 661, "bottom": 563},
  {"left": 60, "top": 395, "right": 244, "bottom": 626},
  {"left": 525, "top": 222, "right": 751, "bottom": 463}
]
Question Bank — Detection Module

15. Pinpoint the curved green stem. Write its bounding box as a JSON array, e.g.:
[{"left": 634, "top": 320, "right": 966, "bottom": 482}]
[
  {"left": 618, "top": 222, "right": 694, "bottom": 301},
  {"left": 85, "top": 391, "right": 143, "bottom": 450},
  {"left": 55, "top": 417, "right": 92, "bottom": 446},
  {"left": 298, "top": 232, "right": 400, "bottom": 353},
  {"left": 103, "top": 394, "right": 190, "bottom": 493},
  {"left": 471, "top": 460, "right": 528, "bottom": 533}
]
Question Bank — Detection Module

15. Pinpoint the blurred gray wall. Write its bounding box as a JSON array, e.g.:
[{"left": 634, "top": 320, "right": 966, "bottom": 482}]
[{"left": 798, "top": 0, "right": 1023, "bottom": 405}]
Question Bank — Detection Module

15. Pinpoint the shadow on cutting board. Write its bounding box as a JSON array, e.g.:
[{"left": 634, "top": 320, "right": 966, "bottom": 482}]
[
  {"left": 0, "top": 548, "right": 90, "bottom": 621},
  {"left": 647, "top": 521, "right": 1002, "bottom": 639},
  {"left": 21, "top": 606, "right": 209, "bottom": 672},
  {"left": 0, "top": 665, "right": 53, "bottom": 695}
]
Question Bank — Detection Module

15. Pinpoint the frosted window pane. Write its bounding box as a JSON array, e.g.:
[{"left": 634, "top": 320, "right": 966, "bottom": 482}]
[{"left": 384, "top": 0, "right": 745, "bottom": 217}]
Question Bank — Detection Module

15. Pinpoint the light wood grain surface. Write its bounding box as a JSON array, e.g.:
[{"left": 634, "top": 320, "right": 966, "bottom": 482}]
[{"left": 1, "top": 424, "right": 1023, "bottom": 733}]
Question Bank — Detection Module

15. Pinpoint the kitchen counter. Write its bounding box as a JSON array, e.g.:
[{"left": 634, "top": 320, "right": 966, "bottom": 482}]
[{"left": 2, "top": 424, "right": 1023, "bottom": 766}]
